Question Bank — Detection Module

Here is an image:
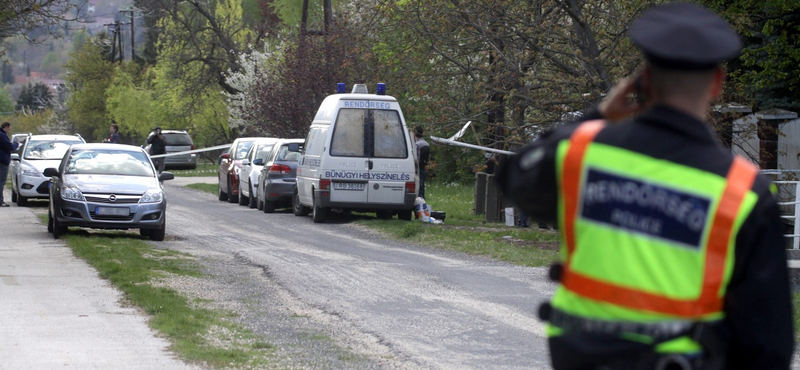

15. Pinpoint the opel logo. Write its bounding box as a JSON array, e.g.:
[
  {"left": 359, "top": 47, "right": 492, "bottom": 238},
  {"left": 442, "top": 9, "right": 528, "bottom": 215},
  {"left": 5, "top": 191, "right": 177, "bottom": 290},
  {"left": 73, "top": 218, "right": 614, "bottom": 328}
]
[
  {"left": 108, "top": 194, "right": 117, "bottom": 202},
  {"left": 373, "top": 184, "right": 379, "bottom": 190}
]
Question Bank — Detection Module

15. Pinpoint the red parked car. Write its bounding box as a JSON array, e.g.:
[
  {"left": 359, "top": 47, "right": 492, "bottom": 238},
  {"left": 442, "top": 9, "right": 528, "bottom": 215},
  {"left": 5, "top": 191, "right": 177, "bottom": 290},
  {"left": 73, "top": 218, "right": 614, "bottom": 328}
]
[{"left": 218, "top": 137, "right": 259, "bottom": 203}]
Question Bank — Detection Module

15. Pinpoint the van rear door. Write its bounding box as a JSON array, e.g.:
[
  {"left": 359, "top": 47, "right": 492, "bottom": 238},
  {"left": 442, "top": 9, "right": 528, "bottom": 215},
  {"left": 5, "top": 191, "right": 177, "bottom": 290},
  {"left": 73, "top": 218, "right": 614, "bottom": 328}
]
[
  {"left": 327, "top": 104, "right": 411, "bottom": 205},
  {"left": 365, "top": 109, "right": 411, "bottom": 204}
]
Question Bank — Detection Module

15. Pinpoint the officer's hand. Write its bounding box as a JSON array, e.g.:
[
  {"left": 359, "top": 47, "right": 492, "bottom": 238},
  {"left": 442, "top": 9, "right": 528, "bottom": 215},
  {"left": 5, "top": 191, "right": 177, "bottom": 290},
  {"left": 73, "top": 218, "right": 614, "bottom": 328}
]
[{"left": 598, "top": 76, "right": 648, "bottom": 121}]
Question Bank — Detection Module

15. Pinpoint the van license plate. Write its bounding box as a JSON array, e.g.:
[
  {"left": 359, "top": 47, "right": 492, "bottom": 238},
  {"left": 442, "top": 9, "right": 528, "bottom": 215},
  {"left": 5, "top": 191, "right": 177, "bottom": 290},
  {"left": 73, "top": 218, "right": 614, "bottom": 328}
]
[
  {"left": 96, "top": 207, "right": 130, "bottom": 216},
  {"left": 333, "top": 182, "right": 365, "bottom": 191}
]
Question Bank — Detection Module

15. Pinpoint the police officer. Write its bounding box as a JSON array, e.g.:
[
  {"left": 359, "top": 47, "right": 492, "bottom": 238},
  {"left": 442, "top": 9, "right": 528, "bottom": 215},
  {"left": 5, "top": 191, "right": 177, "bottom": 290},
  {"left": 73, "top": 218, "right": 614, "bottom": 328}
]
[{"left": 496, "top": 3, "right": 793, "bottom": 370}]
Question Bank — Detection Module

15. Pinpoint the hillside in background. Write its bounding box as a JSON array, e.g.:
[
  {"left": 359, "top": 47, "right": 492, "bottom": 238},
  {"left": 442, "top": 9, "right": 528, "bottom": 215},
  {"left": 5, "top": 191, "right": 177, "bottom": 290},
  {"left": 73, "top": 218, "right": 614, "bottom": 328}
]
[{"left": 1, "top": 0, "right": 133, "bottom": 107}]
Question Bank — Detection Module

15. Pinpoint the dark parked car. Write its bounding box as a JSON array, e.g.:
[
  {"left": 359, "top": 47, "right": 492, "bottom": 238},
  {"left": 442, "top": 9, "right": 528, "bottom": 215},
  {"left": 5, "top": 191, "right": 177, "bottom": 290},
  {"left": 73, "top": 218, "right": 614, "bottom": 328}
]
[
  {"left": 256, "top": 138, "right": 304, "bottom": 213},
  {"left": 218, "top": 137, "right": 259, "bottom": 203},
  {"left": 143, "top": 129, "right": 197, "bottom": 170},
  {"left": 44, "top": 143, "right": 174, "bottom": 241}
]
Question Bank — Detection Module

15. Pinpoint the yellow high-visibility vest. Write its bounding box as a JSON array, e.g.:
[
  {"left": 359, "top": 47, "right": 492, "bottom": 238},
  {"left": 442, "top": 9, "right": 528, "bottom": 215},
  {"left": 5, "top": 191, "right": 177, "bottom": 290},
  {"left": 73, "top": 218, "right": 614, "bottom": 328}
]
[{"left": 549, "top": 120, "right": 759, "bottom": 352}]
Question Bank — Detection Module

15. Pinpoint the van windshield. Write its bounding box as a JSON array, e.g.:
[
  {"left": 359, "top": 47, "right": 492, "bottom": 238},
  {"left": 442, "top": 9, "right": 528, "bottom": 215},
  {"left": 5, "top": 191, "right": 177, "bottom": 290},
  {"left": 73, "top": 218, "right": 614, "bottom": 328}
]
[{"left": 331, "top": 109, "right": 407, "bottom": 158}]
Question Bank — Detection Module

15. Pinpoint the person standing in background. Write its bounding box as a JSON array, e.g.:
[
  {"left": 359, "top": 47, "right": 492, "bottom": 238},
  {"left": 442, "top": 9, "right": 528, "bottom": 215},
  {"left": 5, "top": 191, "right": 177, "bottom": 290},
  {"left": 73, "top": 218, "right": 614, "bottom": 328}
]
[
  {"left": 104, "top": 123, "right": 120, "bottom": 143},
  {"left": 147, "top": 127, "right": 168, "bottom": 173},
  {"left": 414, "top": 126, "right": 430, "bottom": 199},
  {"left": 0, "top": 122, "right": 19, "bottom": 207}
]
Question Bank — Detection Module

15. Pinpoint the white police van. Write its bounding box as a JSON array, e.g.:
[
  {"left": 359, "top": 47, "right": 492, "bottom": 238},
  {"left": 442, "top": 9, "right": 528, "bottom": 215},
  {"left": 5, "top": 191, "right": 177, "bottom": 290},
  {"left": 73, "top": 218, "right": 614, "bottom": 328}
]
[{"left": 292, "top": 83, "right": 418, "bottom": 223}]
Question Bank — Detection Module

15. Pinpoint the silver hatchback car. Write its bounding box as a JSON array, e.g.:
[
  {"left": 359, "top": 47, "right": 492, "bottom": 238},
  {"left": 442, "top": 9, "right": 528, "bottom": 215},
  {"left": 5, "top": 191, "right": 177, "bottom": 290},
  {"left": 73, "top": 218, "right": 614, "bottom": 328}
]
[{"left": 44, "top": 143, "right": 174, "bottom": 241}]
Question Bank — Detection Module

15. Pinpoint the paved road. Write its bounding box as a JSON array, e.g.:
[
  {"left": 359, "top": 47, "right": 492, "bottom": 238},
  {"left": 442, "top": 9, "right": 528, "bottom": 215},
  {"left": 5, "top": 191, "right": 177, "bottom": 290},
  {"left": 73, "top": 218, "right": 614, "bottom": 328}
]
[{"left": 164, "top": 178, "right": 556, "bottom": 369}]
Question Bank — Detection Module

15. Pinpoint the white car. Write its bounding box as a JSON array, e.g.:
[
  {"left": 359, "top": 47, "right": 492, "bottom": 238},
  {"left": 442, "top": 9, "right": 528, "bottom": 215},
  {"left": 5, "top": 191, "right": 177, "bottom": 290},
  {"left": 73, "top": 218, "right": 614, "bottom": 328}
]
[
  {"left": 238, "top": 138, "right": 278, "bottom": 208},
  {"left": 10, "top": 134, "right": 85, "bottom": 206}
]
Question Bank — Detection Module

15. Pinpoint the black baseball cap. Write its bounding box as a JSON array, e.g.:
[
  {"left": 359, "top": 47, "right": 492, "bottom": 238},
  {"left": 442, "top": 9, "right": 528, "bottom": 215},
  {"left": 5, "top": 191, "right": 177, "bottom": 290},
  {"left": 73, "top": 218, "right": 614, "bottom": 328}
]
[{"left": 629, "top": 2, "right": 742, "bottom": 71}]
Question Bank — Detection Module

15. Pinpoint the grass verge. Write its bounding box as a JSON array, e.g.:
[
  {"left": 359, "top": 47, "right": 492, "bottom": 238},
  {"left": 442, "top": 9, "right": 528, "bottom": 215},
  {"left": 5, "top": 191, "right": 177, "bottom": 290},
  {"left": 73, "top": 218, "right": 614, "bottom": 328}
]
[{"left": 62, "top": 232, "right": 273, "bottom": 369}]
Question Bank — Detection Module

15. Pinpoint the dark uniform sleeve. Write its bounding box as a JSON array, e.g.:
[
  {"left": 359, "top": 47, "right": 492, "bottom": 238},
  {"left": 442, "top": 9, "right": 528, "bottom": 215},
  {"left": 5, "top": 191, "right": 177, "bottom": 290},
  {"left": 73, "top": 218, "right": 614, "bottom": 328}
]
[
  {"left": 495, "top": 109, "right": 603, "bottom": 223},
  {"left": 724, "top": 183, "right": 795, "bottom": 369}
]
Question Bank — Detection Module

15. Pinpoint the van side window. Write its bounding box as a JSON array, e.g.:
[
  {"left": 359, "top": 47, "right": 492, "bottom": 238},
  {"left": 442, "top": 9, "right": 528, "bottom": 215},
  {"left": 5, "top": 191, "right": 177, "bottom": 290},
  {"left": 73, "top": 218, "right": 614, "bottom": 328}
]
[
  {"left": 305, "top": 127, "right": 326, "bottom": 156},
  {"left": 373, "top": 110, "right": 406, "bottom": 158},
  {"left": 331, "top": 109, "right": 366, "bottom": 157}
]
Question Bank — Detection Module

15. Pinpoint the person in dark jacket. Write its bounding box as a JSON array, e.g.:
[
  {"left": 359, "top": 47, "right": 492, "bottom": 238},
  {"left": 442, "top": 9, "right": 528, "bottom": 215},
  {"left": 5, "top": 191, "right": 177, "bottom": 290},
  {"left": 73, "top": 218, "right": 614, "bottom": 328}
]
[
  {"left": 104, "top": 123, "right": 120, "bottom": 143},
  {"left": 0, "top": 122, "right": 20, "bottom": 207},
  {"left": 146, "top": 127, "right": 168, "bottom": 173},
  {"left": 414, "top": 126, "right": 430, "bottom": 199},
  {"left": 496, "top": 3, "right": 793, "bottom": 370}
]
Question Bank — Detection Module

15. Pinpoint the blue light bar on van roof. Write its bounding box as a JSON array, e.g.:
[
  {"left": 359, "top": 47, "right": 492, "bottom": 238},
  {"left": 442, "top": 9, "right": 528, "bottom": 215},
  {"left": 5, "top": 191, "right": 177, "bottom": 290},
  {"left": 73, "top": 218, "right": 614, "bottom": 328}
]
[
  {"left": 336, "top": 83, "right": 346, "bottom": 94},
  {"left": 376, "top": 83, "right": 386, "bottom": 95}
]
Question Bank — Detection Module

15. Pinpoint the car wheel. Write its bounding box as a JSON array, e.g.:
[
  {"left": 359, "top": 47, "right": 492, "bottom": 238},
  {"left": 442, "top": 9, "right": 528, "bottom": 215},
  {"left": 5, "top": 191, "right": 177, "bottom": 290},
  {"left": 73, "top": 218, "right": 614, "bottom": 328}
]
[
  {"left": 312, "top": 195, "right": 328, "bottom": 223},
  {"left": 263, "top": 199, "right": 275, "bottom": 213},
  {"left": 397, "top": 209, "right": 413, "bottom": 221},
  {"left": 238, "top": 189, "right": 248, "bottom": 206},
  {"left": 227, "top": 179, "right": 238, "bottom": 203},
  {"left": 293, "top": 189, "right": 309, "bottom": 217},
  {"left": 52, "top": 214, "right": 67, "bottom": 239},
  {"left": 47, "top": 210, "right": 54, "bottom": 233},
  {"left": 218, "top": 181, "right": 227, "bottom": 201},
  {"left": 247, "top": 185, "right": 257, "bottom": 208},
  {"left": 256, "top": 193, "right": 264, "bottom": 211},
  {"left": 376, "top": 210, "right": 393, "bottom": 220},
  {"left": 17, "top": 194, "right": 28, "bottom": 206},
  {"left": 139, "top": 228, "right": 151, "bottom": 238},
  {"left": 11, "top": 188, "right": 17, "bottom": 202},
  {"left": 149, "top": 222, "right": 166, "bottom": 241}
]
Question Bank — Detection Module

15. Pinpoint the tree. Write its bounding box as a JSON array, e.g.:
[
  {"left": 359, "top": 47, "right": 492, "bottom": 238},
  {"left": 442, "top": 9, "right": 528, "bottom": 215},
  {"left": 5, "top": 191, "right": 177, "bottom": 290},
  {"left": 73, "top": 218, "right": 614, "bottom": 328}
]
[
  {"left": 65, "top": 39, "right": 116, "bottom": 141},
  {"left": 16, "top": 82, "right": 54, "bottom": 113},
  {"left": 40, "top": 51, "right": 64, "bottom": 77},
  {"left": 0, "top": 89, "right": 14, "bottom": 115},
  {"left": 0, "top": 0, "right": 88, "bottom": 42}
]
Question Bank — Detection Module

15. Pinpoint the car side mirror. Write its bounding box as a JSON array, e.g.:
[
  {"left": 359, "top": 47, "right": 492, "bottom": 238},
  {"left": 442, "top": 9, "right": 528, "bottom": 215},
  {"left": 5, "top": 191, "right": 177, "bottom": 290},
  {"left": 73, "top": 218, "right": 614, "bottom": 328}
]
[
  {"left": 158, "top": 171, "right": 175, "bottom": 182},
  {"left": 252, "top": 158, "right": 263, "bottom": 166},
  {"left": 242, "top": 159, "right": 251, "bottom": 166},
  {"left": 288, "top": 143, "right": 301, "bottom": 153},
  {"left": 11, "top": 153, "right": 19, "bottom": 161},
  {"left": 220, "top": 152, "right": 230, "bottom": 160},
  {"left": 43, "top": 168, "right": 60, "bottom": 177}
]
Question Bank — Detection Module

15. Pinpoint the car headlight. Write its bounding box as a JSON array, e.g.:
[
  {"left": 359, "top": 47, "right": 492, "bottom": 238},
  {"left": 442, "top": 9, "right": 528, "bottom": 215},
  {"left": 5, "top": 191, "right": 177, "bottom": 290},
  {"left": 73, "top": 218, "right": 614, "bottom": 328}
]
[
  {"left": 21, "top": 163, "right": 40, "bottom": 177},
  {"left": 140, "top": 189, "right": 164, "bottom": 203},
  {"left": 61, "top": 184, "right": 85, "bottom": 201}
]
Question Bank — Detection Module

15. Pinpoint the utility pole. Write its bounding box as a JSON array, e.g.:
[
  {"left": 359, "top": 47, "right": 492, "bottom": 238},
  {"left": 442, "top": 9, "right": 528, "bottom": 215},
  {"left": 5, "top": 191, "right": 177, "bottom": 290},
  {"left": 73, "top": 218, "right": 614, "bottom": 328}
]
[{"left": 120, "top": 8, "right": 136, "bottom": 62}]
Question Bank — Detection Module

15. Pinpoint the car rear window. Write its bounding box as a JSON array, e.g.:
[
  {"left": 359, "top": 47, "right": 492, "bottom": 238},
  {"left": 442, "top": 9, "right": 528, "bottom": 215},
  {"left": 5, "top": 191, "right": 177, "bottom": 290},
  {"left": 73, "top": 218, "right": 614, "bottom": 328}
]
[
  {"left": 164, "top": 133, "right": 193, "bottom": 146},
  {"left": 275, "top": 145, "right": 301, "bottom": 162}
]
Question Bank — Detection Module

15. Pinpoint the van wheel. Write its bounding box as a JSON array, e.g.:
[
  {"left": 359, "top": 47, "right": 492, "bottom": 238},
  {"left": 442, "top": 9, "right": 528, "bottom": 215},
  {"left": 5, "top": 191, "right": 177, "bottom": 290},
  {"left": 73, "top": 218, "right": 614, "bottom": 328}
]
[
  {"left": 227, "top": 179, "right": 238, "bottom": 203},
  {"left": 376, "top": 210, "right": 393, "bottom": 220},
  {"left": 248, "top": 185, "right": 257, "bottom": 208},
  {"left": 218, "top": 182, "right": 227, "bottom": 201},
  {"left": 397, "top": 209, "right": 413, "bottom": 221},
  {"left": 293, "top": 189, "right": 310, "bottom": 217},
  {"left": 312, "top": 196, "right": 328, "bottom": 223}
]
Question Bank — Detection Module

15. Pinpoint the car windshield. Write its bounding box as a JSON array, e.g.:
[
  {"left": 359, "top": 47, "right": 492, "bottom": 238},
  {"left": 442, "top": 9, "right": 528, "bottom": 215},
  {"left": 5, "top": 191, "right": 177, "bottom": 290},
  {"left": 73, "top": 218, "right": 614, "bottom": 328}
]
[
  {"left": 24, "top": 140, "right": 83, "bottom": 160},
  {"left": 65, "top": 149, "right": 154, "bottom": 177},
  {"left": 234, "top": 141, "right": 255, "bottom": 160},
  {"left": 164, "top": 133, "right": 192, "bottom": 146}
]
